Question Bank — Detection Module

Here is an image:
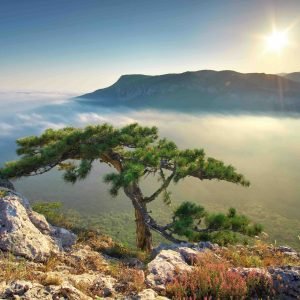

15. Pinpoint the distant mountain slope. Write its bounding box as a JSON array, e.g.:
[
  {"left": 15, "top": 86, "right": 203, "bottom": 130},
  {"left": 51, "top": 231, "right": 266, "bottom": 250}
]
[
  {"left": 282, "top": 72, "right": 300, "bottom": 83},
  {"left": 78, "top": 70, "right": 300, "bottom": 112}
]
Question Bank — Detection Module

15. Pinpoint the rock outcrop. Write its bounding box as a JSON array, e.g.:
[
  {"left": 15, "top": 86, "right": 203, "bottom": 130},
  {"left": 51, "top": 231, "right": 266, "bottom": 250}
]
[
  {"left": 0, "top": 180, "right": 299, "bottom": 299},
  {"left": 268, "top": 266, "right": 300, "bottom": 299},
  {"left": 146, "top": 249, "right": 193, "bottom": 291},
  {"left": 135, "top": 289, "right": 169, "bottom": 300},
  {"left": 151, "top": 241, "right": 218, "bottom": 258},
  {"left": 2, "top": 280, "right": 92, "bottom": 300},
  {"left": 147, "top": 242, "right": 219, "bottom": 291},
  {"left": 0, "top": 189, "right": 76, "bottom": 262},
  {"left": 147, "top": 243, "right": 300, "bottom": 299},
  {"left": 0, "top": 177, "right": 15, "bottom": 191}
]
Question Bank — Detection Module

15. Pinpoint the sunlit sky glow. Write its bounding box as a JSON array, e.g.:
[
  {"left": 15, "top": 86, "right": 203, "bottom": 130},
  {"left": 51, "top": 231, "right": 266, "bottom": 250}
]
[
  {"left": 0, "top": 0, "right": 299, "bottom": 93},
  {"left": 265, "top": 30, "right": 289, "bottom": 53}
]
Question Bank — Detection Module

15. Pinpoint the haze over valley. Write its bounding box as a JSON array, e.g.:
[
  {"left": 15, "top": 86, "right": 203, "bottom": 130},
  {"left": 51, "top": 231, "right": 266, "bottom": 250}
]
[{"left": 1, "top": 86, "right": 299, "bottom": 249}]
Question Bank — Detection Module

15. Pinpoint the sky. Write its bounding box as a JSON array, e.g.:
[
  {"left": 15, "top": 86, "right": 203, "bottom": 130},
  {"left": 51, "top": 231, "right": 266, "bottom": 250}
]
[{"left": 0, "top": 0, "right": 300, "bottom": 93}]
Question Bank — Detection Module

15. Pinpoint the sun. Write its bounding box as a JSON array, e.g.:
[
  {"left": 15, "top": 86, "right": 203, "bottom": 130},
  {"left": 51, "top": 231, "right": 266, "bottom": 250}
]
[{"left": 265, "top": 30, "right": 289, "bottom": 53}]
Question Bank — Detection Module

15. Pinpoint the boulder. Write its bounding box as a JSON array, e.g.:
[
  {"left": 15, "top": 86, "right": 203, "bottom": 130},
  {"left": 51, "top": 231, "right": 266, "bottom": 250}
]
[
  {"left": 67, "top": 245, "right": 108, "bottom": 270},
  {"left": 3, "top": 280, "right": 34, "bottom": 298},
  {"left": 231, "top": 267, "right": 271, "bottom": 277},
  {"left": 52, "top": 226, "right": 77, "bottom": 250},
  {"left": 147, "top": 245, "right": 217, "bottom": 291},
  {"left": 26, "top": 202, "right": 76, "bottom": 250},
  {"left": 152, "top": 241, "right": 218, "bottom": 258},
  {"left": 134, "top": 288, "right": 170, "bottom": 299},
  {"left": 0, "top": 191, "right": 76, "bottom": 262},
  {"left": 177, "top": 247, "right": 201, "bottom": 265},
  {"left": 268, "top": 266, "right": 300, "bottom": 299},
  {"left": 124, "top": 257, "right": 145, "bottom": 269},
  {"left": 135, "top": 289, "right": 158, "bottom": 299},
  {"left": 28, "top": 210, "right": 53, "bottom": 235},
  {"left": 276, "top": 246, "right": 299, "bottom": 258},
  {"left": 93, "top": 275, "right": 117, "bottom": 297},
  {"left": 146, "top": 249, "right": 192, "bottom": 291},
  {"left": 2, "top": 280, "right": 92, "bottom": 300},
  {"left": 0, "top": 195, "right": 59, "bottom": 262},
  {"left": 45, "top": 271, "right": 117, "bottom": 298},
  {"left": 0, "top": 177, "right": 15, "bottom": 191}
]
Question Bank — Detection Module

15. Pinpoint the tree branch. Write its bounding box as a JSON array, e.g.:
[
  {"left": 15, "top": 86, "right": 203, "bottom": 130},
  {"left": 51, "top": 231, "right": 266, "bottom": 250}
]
[{"left": 143, "top": 170, "right": 175, "bottom": 203}]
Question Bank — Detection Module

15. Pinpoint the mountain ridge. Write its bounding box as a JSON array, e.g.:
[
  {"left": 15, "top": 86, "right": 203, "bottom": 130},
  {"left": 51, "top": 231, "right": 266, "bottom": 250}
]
[
  {"left": 282, "top": 72, "right": 300, "bottom": 83},
  {"left": 78, "top": 70, "right": 300, "bottom": 112}
]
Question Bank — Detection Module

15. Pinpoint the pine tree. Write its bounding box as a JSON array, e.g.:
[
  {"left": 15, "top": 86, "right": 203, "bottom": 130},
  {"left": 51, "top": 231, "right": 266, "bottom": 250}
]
[{"left": 0, "top": 123, "right": 255, "bottom": 251}]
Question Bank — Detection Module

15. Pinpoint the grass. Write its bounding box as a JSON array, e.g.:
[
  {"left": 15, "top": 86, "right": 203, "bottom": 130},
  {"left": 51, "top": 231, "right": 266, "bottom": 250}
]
[
  {"left": 216, "top": 241, "right": 300, "bottom": 268},
  {"left": 166, "top": 252, "right": 275, "bottom": 299},
  {"left": 0, "top": 252, "right": 36, "bottom": 282},
  {"left": 31, "top": 201, "right": 150, "bottom": 263},
  {"left": 40, "top": 274, "right": 63, "bottom": 286},
  {"left": 0, "top": 189, "right": 8, "bottom": 198}
]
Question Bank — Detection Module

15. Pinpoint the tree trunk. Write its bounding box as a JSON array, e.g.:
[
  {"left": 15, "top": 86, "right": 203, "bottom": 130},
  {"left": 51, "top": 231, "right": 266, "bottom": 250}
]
[
  {"left": 124, "top": 183, "right": 153, "bottom": 252},
  {"left": 135, "top": 203, "right": 153, "bottom": 252}
]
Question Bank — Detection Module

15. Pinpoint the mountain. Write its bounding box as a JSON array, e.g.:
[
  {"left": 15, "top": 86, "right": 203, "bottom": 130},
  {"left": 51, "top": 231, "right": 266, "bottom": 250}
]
[
  {"left": 78, "top": 70, "right": 300, "bottom": 113},
  {"left": 281, "top": 72, "right": 300, "bottom": 83}
]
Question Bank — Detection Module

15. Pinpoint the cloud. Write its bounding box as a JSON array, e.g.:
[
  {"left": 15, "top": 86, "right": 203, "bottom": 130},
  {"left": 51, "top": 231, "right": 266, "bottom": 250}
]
[
  {"left": 16, "top": 113, "right": 66, "bottom": 130},
  {"left": 77, "top": 112, "right": 136, "bottom": 126},
  {"left": 0, "top": 90, "right": 74, "bottom": 115},
  {"left": 0, "top": 90, "right": 75, "bottom": 102},
  {"left": 0, "top": 122, "right": 14, "bottom": 136}
]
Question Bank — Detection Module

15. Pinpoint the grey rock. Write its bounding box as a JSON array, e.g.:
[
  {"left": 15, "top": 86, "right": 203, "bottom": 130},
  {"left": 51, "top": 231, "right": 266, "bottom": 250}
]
[
  {"left": 0, "top": 178, "right": 15, "bottom": 191},
  {"left": 147, "top": 243, "right": 219, "bottom": 291},
  {"left": 28, "top": 210, "right": 52, "bottom": 235},
  {"left": 0, "top": 195, "right": 59, "bottom": 262},
  {"left": 4, "top": 280, "right": 33, "bottom": 297},
  {"left": 152, "top": 241, "right": 218, "bottom": 258},
  {"left": 124, "top": 257, "right": 145, "bottom": 269},
  {"left": 0, "top": 189, "right": 31, "bottom": 209},
  {"left": 93, "top": 275, "right": 117, "bottom": 297},
  {"left": 2, "top": 280, "right": 92, "bottom": 300},
  {"left": 135, "top": 289, "right": 158, "bottom": 299},
  {"left": 133, "top": 288, "right": 170, "bottom": 299},
  {"left": 151, "top": 242, "right": 194, "bottom": 257},
  {"left": 146, "top": 249, "right": 192, "bottom": 291},
  {"left": 268, "top": 266, "right": 300, "bottom": 299},
  {"left": 0, "top": 192, "right": 76, "bottom": 262},
  {"left": 231, "top": 266, "right": 300, "bottom": 299},
  {"left": 52, "top": 226, "right": 77, "bottom": 251},
  {"left": 198, "top": 241, "right": 219, "bottom": 250},
  {"left": 276, "top": 246, "right": 299, "bottom": 258},
  {"left": 29, "top": 210, "right": 76, "bottom": 251},
  {"left": 277, "top": 246, "right": 297, "bottom": 253},
  {"left": 177, "top": 247, "right": 201, "bottom": 265}
]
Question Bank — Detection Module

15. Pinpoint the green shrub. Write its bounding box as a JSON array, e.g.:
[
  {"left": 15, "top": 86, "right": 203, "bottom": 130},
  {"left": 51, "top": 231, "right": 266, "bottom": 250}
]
[{"left": 171, "top": 202, "right": 263, "bottom": 245}]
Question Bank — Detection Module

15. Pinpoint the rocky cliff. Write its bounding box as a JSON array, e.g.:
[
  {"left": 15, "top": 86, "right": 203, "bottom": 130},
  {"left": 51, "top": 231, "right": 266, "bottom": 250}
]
[{"left": 0, "top": 181, "right": 299, "bottom": 299}]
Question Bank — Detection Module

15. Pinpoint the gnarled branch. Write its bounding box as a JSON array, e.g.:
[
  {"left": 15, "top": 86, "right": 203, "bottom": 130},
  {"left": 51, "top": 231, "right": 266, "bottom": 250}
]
[{"left": 143, "top": 170, "right": 175, "bottom": 203}]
